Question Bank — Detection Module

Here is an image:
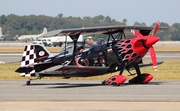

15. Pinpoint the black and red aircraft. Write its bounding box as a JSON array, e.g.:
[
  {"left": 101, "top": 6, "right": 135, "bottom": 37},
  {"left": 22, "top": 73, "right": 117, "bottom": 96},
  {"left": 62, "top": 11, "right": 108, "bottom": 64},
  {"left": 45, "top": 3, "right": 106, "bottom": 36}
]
[{"left": 15, "top": 22, "right": 166, "bottom": 85}]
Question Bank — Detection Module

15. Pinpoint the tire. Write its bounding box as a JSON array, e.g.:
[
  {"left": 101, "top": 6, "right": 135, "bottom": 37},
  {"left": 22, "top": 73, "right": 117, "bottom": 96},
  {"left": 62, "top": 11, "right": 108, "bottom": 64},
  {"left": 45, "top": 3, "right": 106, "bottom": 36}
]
[
  {"left": 112, "top": 82, "right": 120, "bottom": 86},
  {"left": 102, "top": 80, "right": 106, "bottom": 85},
  {"left": 48, "top": 44, "right": 52, "bottom": 47},
  {"left": 26, "top": 81, "right": 31, "bottom": 85}
]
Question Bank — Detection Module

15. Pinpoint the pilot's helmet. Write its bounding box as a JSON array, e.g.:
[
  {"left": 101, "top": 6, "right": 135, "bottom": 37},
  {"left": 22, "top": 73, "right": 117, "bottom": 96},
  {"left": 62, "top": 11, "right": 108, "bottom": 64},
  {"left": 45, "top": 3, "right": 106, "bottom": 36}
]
[{"left": 76, "top": 44, "right": 84, "bottom": 51}]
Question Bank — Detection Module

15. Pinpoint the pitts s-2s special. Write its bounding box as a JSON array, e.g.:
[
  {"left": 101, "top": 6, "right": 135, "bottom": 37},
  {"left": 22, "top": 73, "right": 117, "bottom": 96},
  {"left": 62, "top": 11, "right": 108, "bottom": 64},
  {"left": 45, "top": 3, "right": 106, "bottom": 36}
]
[{"left": 16, "top": 22, "right": 166, "bottom": 85}]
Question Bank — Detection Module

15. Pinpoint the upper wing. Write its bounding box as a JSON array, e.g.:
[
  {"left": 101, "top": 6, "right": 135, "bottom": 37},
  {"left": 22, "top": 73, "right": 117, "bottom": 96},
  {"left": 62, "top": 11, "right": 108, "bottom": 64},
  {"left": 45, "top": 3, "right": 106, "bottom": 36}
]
[{"left": 42, "top": 25, "right": 167, "bottom": 37}]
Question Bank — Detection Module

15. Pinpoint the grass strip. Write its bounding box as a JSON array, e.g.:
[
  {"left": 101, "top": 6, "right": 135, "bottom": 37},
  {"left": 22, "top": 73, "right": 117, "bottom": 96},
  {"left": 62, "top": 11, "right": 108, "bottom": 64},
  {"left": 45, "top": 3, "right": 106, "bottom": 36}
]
[{"left": 0, "top": 61, "right": 179, "bottom": 80}]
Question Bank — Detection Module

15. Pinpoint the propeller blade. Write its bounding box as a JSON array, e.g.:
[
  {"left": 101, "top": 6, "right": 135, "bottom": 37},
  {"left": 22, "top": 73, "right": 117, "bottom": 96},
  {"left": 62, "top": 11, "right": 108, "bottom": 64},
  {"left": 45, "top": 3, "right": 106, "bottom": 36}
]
[
  {"left": 131, "top": 29, "right": 143, "bottom": 37},
  {"left": 149, "top": 46, "right": 157, "bottom": 71},
  {"left": 152, "top": 21, "right": 160, "bottom": 35}
]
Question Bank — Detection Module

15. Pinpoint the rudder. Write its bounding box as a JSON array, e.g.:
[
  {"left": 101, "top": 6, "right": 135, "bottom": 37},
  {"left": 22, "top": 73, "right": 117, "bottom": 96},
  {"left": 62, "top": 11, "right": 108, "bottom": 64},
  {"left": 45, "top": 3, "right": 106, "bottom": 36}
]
[
  {"left": 0, "top": 27, "right": 2, "bottom": 36},
  {"left": 19, "top": 44, "right": 52, "bottom": 77},
  {"left": 20, "top": 45, "right": 36, "bottom": 77}
]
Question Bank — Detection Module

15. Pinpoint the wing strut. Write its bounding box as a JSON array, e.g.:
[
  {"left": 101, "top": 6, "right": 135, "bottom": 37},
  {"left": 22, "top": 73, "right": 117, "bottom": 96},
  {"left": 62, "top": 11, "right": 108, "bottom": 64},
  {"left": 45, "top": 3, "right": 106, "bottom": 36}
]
[
  {"left": 69, "top": 33, "right": 81, "bottom": 65},
  {"left": 62, "top": 35, "right": 68, "bottom": 63},
  {"left": 107, "top": 30, "right": 125, "bottom": 43},
  {"left": 115, "top": 31, "right": 126, "bottom": 40}
]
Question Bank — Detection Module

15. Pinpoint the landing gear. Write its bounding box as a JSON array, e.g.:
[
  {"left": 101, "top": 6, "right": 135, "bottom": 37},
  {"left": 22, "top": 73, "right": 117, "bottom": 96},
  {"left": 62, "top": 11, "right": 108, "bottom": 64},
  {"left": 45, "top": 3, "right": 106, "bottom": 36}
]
[
  {"left": 129, "top": 73, "right": 153, "bottom": 84},
  {"left": 129, "top": 63, "right": 153, "bottom": 84},
  {"left": 102, "top": 62, "right": 127, "bottom": 86},
  {"left": 26, "top": 80, "right": 31, "bottom": 85},
  {"left": 102, "top": 75, "right": 126, "bottom": 86},
  {"left": 26, "top": 77, "right": 41, "bottom": 85}
]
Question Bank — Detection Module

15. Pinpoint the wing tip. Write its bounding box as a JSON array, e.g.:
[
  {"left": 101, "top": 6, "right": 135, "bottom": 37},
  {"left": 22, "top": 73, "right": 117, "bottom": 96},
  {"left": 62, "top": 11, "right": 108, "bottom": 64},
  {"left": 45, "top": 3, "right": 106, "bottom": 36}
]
[{"left": 154, "top": 66, "right": 157, "bottom": 71}]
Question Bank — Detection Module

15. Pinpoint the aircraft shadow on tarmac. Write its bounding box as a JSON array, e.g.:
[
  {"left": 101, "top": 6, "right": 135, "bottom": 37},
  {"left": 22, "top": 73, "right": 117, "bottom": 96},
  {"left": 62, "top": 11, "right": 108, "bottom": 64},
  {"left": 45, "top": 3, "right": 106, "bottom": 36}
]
[
  {"left": 22, "top": 83, "right": 69, "bottom": 86},
  {"left": 23, "top": 82, "right": 104, "bottom": 88},
  {"left": 22, "top": 81, "right": 163, "bottom": 88},
  {"left": 49, "top": 83, "right": 104, "bottom": 88}
]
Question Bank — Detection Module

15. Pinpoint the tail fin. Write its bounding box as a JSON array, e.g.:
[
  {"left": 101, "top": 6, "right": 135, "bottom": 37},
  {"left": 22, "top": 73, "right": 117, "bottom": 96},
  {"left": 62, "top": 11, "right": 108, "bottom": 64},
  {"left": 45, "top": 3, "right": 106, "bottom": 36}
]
[
  {"left": 42, "top": 27, "right": 47, "bottom": 34},
  {"left": 19, "top": 45, "right": 36, "bottom": 77},
  {"left": 19, "top": 44, "right": 52, "bottom": 77},
  {"left": 21, "top": 45, "right": 36, "bottom": 67},
  {"left": 0, "top": 27, "right": 2, "bottom": 36},
  {"left": 14, "top": 35, "right": 19, "bottom": 41},
  {"left": 34, "top": 44, "right": 52, "bottom": 61}
]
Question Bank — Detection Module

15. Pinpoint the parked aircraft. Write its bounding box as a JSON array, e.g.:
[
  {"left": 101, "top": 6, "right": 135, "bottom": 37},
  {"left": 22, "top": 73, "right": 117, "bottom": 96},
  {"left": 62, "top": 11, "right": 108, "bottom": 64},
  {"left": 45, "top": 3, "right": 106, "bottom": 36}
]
[
  {"left": 16, "top": 22, "right": 166, "bottom": 85},
  {"left": 16, "top": 27, "right": 47, "bottom": 42},
  {"left": 0, "top": 27, "right": 7, "bottom": 40}
]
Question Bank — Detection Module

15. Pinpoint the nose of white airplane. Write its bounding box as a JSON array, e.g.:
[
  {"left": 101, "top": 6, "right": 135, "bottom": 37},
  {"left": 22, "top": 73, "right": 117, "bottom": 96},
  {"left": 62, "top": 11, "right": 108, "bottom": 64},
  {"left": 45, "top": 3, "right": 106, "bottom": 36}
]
[{"left": 18, "top": 36, "right": 22, "bottom": 40}]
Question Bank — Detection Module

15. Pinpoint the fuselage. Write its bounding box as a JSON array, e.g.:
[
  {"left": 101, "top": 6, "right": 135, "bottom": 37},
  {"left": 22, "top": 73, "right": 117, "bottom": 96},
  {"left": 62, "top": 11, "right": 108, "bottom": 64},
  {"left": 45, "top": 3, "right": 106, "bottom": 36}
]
[{"left": 17, "top": 35, "right": 159, "bottom": 78}]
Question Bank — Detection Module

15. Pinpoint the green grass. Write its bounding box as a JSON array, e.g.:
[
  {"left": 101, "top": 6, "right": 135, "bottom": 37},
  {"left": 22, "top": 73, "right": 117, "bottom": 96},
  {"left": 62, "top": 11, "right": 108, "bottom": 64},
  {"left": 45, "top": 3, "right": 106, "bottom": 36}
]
[
  {"left": 0, "top": 61, "right": 180, "bottom": 80},
  {"left": 0, "top": 64, "right": 23, "bottom": 80}
]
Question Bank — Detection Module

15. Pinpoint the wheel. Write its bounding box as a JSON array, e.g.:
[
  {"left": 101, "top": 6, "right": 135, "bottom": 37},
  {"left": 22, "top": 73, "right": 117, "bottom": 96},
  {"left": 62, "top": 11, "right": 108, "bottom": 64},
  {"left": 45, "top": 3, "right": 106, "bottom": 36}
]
[
  {"left": 48, "top": 44, "right": 52, "bottom": 47},
  {"left": 112, "top": 82, "right": 120, "bottom": 86},
  {"left": 102, "top": 80, "right": 106, "bottom": 85},
  {"left": 26, "top": 81, "right": 31, "bottom": 85}
]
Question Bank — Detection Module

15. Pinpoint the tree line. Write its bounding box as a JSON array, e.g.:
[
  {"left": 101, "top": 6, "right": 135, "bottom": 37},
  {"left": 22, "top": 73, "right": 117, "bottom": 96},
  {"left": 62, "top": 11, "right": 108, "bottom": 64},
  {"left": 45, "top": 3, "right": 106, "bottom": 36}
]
[{"left": 0, "top": 14, "right": 179, "bottom": 41}]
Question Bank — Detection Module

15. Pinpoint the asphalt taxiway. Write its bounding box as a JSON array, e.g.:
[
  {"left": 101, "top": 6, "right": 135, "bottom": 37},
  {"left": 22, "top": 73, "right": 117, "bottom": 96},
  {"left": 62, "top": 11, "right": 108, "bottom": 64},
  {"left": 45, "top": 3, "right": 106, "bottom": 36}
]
[
  {"left": 0, "top": 80, "right": 180, "bottom": 111},
  {"left": 1, "top": 80, "right": 180, "bottom": 101}
]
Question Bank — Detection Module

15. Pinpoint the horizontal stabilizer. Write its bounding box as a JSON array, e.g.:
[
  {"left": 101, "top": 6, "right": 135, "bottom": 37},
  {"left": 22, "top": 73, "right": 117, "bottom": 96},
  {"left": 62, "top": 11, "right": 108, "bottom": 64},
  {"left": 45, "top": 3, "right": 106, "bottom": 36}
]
[{"left": 39, "top": 65, "right": 63, "bottom": 74}]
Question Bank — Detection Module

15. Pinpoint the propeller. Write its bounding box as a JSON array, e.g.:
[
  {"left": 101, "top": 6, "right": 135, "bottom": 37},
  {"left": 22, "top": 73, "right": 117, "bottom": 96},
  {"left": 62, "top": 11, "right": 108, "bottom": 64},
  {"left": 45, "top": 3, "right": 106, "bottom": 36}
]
[
  {"left": 152, "top": 21, "right": 160, "bottom": 36},
  {"left": 131, "top": 22, "right": 160, "bottom": 71},
  {"left": 149, "top": 46, "right": 157, "bottom": 71},
  {"left": 149, "top": 21, "right": 160, "bottom": 71}
]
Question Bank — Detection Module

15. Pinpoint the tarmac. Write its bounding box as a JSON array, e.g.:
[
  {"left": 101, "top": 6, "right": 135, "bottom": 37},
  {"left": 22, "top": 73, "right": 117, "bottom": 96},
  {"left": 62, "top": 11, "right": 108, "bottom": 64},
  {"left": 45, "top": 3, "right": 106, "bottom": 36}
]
[{"left": 0, "top": 80, "right": 180, "bottom": 111}]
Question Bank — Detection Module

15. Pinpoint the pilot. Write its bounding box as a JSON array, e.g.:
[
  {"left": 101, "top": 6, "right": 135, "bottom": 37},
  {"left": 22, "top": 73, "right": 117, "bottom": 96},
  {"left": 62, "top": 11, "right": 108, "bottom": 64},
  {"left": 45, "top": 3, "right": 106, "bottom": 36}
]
[{"left": 76, "top": 44, "right": 84, "bottom": 53}]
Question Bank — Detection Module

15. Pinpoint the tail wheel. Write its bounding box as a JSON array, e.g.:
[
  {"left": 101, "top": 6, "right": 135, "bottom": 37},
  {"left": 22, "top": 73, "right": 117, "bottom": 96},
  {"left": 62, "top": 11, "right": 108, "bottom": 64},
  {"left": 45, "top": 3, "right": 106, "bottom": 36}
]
[{"left": 26, "top": 80, "right": 31, "bottom": 85}]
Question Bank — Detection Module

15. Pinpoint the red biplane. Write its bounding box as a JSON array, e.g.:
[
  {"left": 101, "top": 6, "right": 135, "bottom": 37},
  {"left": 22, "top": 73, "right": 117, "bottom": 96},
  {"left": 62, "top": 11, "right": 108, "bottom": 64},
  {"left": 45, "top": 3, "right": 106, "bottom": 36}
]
[{"left": 15, "top": 22, "right": 166, "bottom": 85}]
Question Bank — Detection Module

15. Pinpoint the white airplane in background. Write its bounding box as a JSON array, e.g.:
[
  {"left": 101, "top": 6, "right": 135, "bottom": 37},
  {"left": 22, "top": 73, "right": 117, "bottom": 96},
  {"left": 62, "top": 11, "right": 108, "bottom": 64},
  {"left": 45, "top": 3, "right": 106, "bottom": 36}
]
[
  {"left": 16, "top": 27, "right": 47, "bottom": 42},
  {"left": 0, "top": 27, "right": 7, "bottom": 40}
]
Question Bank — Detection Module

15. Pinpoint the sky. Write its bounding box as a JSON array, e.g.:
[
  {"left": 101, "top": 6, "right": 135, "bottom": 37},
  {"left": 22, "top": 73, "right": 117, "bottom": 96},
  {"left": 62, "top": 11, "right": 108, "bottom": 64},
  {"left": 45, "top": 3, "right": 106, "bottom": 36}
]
[{"left": 0, "top": 0, "right": 180, "bottom": 26}]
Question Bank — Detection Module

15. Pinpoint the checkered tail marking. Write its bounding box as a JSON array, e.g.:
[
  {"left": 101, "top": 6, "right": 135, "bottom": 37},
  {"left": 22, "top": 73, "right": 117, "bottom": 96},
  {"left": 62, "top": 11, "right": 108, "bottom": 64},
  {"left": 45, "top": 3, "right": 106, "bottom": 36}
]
[{"left": 20, "top": 45, "right": 36, "bottom": 77}]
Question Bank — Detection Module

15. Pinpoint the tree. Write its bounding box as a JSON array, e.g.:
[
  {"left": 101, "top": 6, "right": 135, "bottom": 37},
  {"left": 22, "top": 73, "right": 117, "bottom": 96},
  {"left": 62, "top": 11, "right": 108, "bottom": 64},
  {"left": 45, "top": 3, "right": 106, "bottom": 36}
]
[
  {"left": 0, "top": 15, "right": 7, "bottom": 25},
  {"left": 93, "top": 15, "right": 105, "bottom": 23},
  {"left": 171, "top": 23, "right": 180, "bottom": 40},
  {"left": 133, "top": 21, "right": 146, "bottom": 26},
  {"left": 83, "top": 16, "right": 91, "bottom": 20},
  {"left": 58, "top": 13, "right": 63, "bottom": 18},
  {"left": 122, "top": 19, "right": 127, "bottom": 25},
  {"left": 0, "top": 14, "right": 178, "bottom": 41},
  {"left": 104, "top": 16, "right": 111, "bottom": 23},
  {"left": 133, "top": 21, "right": 141, "bottom": 26}
]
